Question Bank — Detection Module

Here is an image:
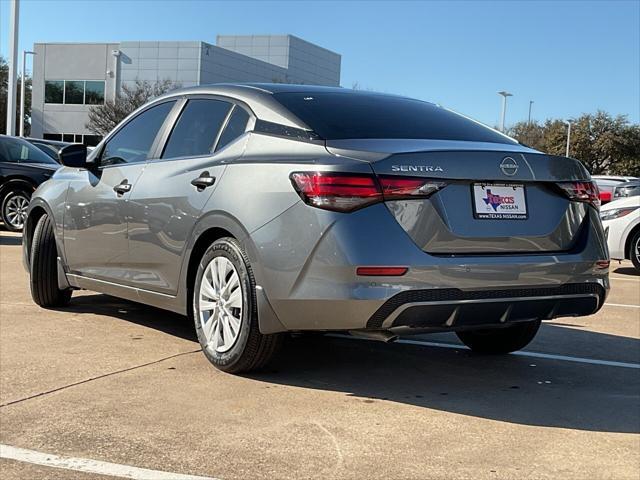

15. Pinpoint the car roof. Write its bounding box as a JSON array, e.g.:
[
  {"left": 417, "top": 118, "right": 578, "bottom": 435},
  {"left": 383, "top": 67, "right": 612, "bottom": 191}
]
[
  {"left": 25, "top": 137, "right": 70, "bottom": 147},
  {"left": 155, "top": 83, "right": 417, "bottom": 130}
]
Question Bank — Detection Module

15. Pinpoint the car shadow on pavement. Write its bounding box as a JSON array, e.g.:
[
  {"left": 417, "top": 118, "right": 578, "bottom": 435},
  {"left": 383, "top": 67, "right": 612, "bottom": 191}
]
[
  {"left": 255, "top": 325, "right": 640, "bottom": 435},
  {"left": 60, "top": 293, "right": 197, "bottom": 342},
  {"left": 613, "top": 266, "right": 639, "bottom": 276},
  {"left": 0, "top": 234, "right": 23, "bottom": 246},
  {"left": 58, "top": 294, "right": 639, "bottom": 434}
]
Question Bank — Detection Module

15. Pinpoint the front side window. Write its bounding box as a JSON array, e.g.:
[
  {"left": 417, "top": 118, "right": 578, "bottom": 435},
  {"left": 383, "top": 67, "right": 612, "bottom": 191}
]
[
  {"left": 162, "top": 99, "right": 232, "bottom": 159},
  {"left": 216, "top": 107, "right": 250, "bottom": 152},
  {"left": 101, "top": 101, "right": 175, "bottom": 166},
  {"left": 64, "top": 81, "right": 84, "bottom": 104},
  {"left": 45, "top": 81, "right": 64, "bottom": 103}
]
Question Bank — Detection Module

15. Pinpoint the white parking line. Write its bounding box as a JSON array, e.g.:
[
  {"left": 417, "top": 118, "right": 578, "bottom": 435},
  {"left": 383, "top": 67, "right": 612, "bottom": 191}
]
[
  {"left": 331, "top": 335, "right": 640, "bottom": 369},
  {"left": 0, "top": 445, "right": 217, "bottom": 480},
  {"left": 604, "top": 302, "right": 640, "bottom": 309}
]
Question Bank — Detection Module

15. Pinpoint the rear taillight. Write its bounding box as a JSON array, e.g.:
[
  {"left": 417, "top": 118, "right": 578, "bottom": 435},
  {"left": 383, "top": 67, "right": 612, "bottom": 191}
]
[
  {"left": 556, "top": 181, "right": 601, "bottom": 209},
  {"left": 599, "top": 191, "right": 612, "bottom": 203},
  {"left": 290, "top": 172, "right": 446, "bottom": 212},
  {"left": 378, "top": 176, "right": 447, "bottom": 200},
  {"left": 290, "top": 172, "right": 381, "bottom": 212}
]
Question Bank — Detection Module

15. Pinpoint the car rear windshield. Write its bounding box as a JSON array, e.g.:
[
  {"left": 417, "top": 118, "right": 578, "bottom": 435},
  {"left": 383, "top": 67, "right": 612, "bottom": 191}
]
[{"left": 273, "top": 92, "right": 516, "bottom": 144}]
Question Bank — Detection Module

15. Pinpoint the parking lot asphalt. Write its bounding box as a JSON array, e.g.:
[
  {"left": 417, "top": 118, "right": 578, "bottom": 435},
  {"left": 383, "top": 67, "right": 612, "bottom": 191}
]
[{"left": 0, "top": 230, "right": 638, "bottom": 479}]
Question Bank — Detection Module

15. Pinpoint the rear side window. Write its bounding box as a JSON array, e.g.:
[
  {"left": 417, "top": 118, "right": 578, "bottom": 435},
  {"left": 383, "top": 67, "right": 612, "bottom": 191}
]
[
  {"left": 162, "top": 99, "right": 232, "bottom": 159},
  {"left": 273, "top": 92, "right": 516, "bottom": 144},
  {"left": 101, "top": 101, "right": 176, "bottom": 166},
  {"left": 215, "top": 107, "right": 250, "bottom": 151}
]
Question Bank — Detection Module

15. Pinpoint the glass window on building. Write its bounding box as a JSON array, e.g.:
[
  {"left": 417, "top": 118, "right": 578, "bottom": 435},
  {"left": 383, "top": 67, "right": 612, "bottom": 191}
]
[
  {"left": 64, "top": 81, "right": 84, "bottom": 104},
  {"left": 83, "top": 135, "right": 103, "bottom": 147},
  {"left": 85, "top": 81, "right": 105, "bottom": 105},
  {"left": 44, "top": 81, "right": 64, "bottom": 103},
  {"left": 63, "top": 134, "right": 75, "bottom": 142},
  {"left": 43, "top": 133, "right": 63, "bottom": 141}
]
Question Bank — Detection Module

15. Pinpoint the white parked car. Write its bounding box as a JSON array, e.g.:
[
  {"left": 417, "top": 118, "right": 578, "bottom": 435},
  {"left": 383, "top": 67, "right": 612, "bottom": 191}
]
[
  {"left": 600, "top": 196, "right": 640, "bottom": 271},
  {"left": 592, "top": 175, "right": 638, "bottom": 204}
]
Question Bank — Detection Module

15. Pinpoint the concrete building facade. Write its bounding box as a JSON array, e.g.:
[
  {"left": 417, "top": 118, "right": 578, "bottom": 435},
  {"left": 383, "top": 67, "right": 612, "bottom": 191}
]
[{"left": 30, "top": 35, "right": 341, "bottom": 144}]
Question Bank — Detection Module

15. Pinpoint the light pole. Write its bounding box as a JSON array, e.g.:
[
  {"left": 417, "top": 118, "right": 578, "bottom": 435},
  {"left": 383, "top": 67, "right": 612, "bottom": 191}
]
[
  {"left": 6, "top": 0, "right": 20, "bottom": 135},
  {"left": 528, "top": 100, "right": 534, "bottom": 124},
  {"left": 498, "top": 91, "right": 513, "bottom": 132},
  {"left": 565, "top": 120, "right": 572, "bottom": 157},
  {"left": 19, "top": 50, "right": 36, "bottom": 137}
]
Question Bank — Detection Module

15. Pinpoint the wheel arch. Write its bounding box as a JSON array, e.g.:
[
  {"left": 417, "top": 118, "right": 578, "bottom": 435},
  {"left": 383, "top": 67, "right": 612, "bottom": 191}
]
[
  {"left": 22, "top": 199, "right": 57, "bottom": 271},
  {"left": 0, "top": 177, "right": 37, "bottom": 201},
  {"left": 179, "top": 211, "right": 287, "bottom": 334},
  {"left": 624, "top": 223, "right": 640, "bottom": 260}
]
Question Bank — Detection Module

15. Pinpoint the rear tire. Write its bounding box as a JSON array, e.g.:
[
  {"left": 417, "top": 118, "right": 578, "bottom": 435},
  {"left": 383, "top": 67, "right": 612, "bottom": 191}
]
[
  {"left": 2, "top": 189, "right": 31, "bottom": 232},
  {"left": 30, "top": 214, "right": 72, "bottom": 307},
  {"left": 630, "top": 230, "right": 640, "bottom": 272},
  {"left": 192, "top": 237, "right": 282, "bottom": 373},
  {"left": 456, "top": 320, "right": 541, "bottom": 354}
]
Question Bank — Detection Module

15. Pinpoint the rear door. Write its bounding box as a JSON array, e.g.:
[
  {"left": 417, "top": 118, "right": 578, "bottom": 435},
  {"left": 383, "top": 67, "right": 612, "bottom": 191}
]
[
  {"left": 63, "top": 100, "right": 177, "bottom": 281},
  {"left": 126, "top": 97, "right": 251, "bottom": 294}
]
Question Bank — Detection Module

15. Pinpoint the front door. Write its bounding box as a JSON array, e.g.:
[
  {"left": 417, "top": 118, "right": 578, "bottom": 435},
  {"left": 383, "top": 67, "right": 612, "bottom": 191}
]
[{"left": 63, "top": 100, "right": 177, "bottom": 283}]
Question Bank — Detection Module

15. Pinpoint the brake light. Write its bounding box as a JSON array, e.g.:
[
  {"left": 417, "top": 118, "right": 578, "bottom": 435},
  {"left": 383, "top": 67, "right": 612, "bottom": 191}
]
[
  {"left": 290, "top": 172, "right": 446, "bottom": 212},
  {"left": 290, "top": 172, "right": 381, "bottom": 212},
  {"left": 556, "top": 181, "right": 601, "bottom": 209},
  {"left": 599, "top": 191, "right": 612, "bottom": 203}
]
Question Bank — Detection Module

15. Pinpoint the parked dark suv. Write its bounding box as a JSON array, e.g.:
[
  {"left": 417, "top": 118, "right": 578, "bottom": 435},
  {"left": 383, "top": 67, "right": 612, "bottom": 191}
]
[{"left": 0, "top": 135, "right": 60, "bottom": 231}]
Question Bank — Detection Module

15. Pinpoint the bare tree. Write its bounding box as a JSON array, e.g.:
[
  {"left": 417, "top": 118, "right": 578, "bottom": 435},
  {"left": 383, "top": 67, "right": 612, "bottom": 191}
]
[{"left": 86, "top": 79, "right": 179, "bottom": 135}]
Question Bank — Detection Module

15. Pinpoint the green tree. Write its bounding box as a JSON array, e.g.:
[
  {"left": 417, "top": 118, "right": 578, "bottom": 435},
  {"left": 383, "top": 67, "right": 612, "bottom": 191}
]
[
  {"left": 86, "top": 79, "right": 179, "bottom": 135},
  {"left": 509, "top": 112, "right": 640, "bottom": 176}
]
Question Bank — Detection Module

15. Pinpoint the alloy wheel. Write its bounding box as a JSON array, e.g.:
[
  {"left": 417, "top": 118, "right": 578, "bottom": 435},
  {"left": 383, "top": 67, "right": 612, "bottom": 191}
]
[
  {"left": 4, "top": 194, "right": 29, "bottom": 230},
  {"left": 198, "top": 256, "right": 243, "bottom": 353}
]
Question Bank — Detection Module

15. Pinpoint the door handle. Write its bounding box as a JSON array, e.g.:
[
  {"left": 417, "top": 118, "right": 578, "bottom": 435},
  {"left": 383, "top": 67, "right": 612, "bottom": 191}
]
[
  {"left": 191, "top": 171, "right": 216, "bottom": 191},
  {"left": 113, "top": 180, "right": 131, "bottom": 195}
]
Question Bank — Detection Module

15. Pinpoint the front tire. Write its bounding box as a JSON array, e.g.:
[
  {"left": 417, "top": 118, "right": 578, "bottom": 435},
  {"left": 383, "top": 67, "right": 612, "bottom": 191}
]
[
  {"left": 630, "top": 230, "right": 640, "bottom": 272},
  {"left": 30, "top": 214, "right": 72, "bottom": 307},
  {"left": 456, "top": 320, "right": 541, "bottom": 354},
  {"left": 2, "top": 189, "right": 31, "bottom": 232},
  {"left": 192, "top": 237, "right": 282, "bottom": 373}
]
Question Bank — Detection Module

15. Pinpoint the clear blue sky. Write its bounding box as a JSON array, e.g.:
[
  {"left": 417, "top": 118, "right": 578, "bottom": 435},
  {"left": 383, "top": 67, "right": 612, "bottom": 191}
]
[{"left": 1, "top": 0, "right": 638, "bottom": 126}]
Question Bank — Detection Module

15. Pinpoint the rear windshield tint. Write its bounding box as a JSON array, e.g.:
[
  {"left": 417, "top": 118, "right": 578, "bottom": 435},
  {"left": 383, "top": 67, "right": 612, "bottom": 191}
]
[{"left": 273, "top": 92, "right": 516, "bottom": 144}]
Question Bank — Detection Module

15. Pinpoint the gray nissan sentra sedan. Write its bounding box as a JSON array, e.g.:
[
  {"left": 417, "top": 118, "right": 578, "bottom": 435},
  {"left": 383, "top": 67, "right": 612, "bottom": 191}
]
[{"left": 23, "top": 84, "right": 609, "bottom": 373}]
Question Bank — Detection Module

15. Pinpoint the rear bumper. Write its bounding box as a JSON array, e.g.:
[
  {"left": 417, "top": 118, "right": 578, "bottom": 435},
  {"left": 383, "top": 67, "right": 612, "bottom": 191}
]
[
  {"left": 249, "top": 202, "right": 610, "bottom": 333},
  {"left": 369, "top": 282, "right": 605, "bottom": 332}
]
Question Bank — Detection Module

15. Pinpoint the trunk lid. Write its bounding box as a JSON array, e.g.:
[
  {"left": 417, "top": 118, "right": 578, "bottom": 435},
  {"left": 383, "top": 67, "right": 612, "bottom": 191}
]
[{"left": 326, "top": 139, "right": 592, "bottom": 255}]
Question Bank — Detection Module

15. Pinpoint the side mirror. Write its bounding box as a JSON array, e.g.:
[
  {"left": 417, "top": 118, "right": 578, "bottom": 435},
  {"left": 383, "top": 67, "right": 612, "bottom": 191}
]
[{"left": 58, "top": 144, "right": 88, "bottom": 168}]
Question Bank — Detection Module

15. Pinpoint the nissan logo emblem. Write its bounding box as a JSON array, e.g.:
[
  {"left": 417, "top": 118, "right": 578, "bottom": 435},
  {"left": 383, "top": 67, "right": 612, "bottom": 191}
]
[{"left": 500, "top": 157, "right": 519, "bottom": 176}]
